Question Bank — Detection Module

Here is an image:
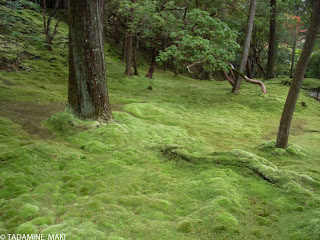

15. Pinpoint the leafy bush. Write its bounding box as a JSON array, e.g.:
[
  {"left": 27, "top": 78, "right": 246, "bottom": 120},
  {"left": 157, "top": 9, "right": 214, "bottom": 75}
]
[{"left": 307, "top": 51, "right": 320, "bottom": 79}]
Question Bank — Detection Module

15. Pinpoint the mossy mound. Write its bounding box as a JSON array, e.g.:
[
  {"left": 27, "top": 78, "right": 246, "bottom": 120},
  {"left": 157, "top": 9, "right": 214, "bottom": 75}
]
[{"left": 259, "top": 140, "right": 307, "bottom": 156}]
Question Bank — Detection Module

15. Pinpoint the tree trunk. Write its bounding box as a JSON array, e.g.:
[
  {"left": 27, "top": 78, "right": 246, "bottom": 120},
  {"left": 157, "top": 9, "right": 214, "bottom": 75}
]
[
  {"left": 232, "top": 0, "right": 256, "bottom": 93},
  {"left": 133, "top": 36, "right": 139, "bottom": 75},
  {"left": 276, "top": 0, "right": 320, "bottom": 149},
  {"left": 124, "top": 34, "right": 133, "bottom": 76},
  {"left": 68, "top": 0, "right": 112, "bottom": 121},
  {"left": 205, "top": 71, "right": 212, "bottom": 80},
  {"left": 124, "top": 1, "right": 134, "bottom": 76},
  {"left": 264, "top": 0, "right": 277, "bottom": 80},
  {"left": 289, "top": 40, "right": 296, "bottom": 78},
  {"left": 246, "top": 60, "right": 252, "bottom": 78},
  {"left": 120, "top": 35, "right": 127, "bottom": 62},
  {"left": 146, "top": 48, "right": 158, "bottom": 79}
]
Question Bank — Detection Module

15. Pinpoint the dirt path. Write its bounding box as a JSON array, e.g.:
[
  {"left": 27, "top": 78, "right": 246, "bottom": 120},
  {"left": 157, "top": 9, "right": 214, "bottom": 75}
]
[
  {"left": 0, "top": 100, "right": 66, "bottom": 139},
  {"left": 0, "top": 99, "right": 125, "bottom": 140}
]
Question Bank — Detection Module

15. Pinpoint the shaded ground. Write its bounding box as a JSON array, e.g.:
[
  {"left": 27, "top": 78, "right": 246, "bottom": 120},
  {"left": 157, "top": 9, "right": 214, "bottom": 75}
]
[
  {"left": 0, "top": 98, "right": 125, "bottom": 139},
  {"left": 0, "top": 100, "right": 66, "bottom": 139}
]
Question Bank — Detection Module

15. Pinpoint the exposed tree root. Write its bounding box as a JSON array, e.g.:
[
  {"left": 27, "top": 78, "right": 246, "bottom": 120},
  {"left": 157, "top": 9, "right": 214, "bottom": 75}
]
[{"left": 160, "top": 145, "right": 320, "bottom": 200}]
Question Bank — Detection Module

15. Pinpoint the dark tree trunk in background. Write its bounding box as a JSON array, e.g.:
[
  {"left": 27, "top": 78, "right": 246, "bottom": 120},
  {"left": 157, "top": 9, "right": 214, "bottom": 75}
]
[
  {"left": 276, "top": 0, "right": 320, "bottom": 149},
  {"left": 32, "top": 0, "right": 68, "bottom": 9},
  {"left": 133, "top": 36, "right": 139, "bottom": 75},
  {"left": 205, "top": 71, "right": 212, "bottom": 80},
  {"left": 124, "top": 34, "right": 133, "bottom": 76},
  {"left": 264, "top": 0, "right": 277, "bottom": 80},
  {"left": 146, "top": 48, "right": 158, "bottom": 78},
  {"left": 246, "top": 61, "right": 252, "bottom": 78},
  {"left": 68, "top": 0, "right": 112, "bottom": 121},
  {"left": 232, "top": 0, "right": 256, "bottom": 93},
  {"left": 289, "top": 40, "right": 296, "bottom": 78},
  {"left": 124, "top": 1, "right": 134, "bottom": 76},
  {"left": 62, "top": 0, "right": 68, "bottom": 10},
  {"left": 174, "top": 67, "right": 178, "bottom": 77},
  {"left": 121, "top": 35, "right": 127, "bottom": 62}
]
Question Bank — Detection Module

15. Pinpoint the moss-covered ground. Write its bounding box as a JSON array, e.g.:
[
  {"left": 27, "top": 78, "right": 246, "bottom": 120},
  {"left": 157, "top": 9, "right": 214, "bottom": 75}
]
[{"left": 1, "top": 5, "right": 320, "bottom": 240}]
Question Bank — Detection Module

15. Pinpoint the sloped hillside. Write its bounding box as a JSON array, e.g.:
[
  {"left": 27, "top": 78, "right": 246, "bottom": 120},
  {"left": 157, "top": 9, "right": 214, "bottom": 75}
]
[{"left": 1, "top": 5, "right": 320, "bottom": 240}]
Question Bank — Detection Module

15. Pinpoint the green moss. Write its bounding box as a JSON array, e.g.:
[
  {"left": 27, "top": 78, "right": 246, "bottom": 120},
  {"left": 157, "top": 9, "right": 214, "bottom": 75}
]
[
  {"left": 30, "top": 215, "right": 55, "bottom": 226},
  {"left": 1, "top": 5, "right": 320, "bottom": 240},
  {"left": 19, "top": 204, "right": 40, "bottom": 220},
  {"left": 15, "top": 222, "right": 38, "bottom": 234},
  {"left": 177, "top": 220, "right": 193, "bottom": 233}
]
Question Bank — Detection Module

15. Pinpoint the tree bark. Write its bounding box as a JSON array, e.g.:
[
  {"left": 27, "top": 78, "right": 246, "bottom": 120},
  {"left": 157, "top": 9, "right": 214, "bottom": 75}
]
[
  {"left": 246, "top": 60, "right": 252, "bottom": 78},
  {"left": 174, "top": 66, "right": 178, "bottom": 77},
  {"left": 124, "top": 34, "right": 133, "bottom": 76},
  {"left": 133, "top": 36, "right": 139, "bottom": 75},
  {"left": 264, "top": 0, "right": 277, "bottom": 80},
  {"left": 276, "top": 0, "right": 320, "bottom": 148},
  {"left": 204, "top": 71, "right": 212, "bottom": 80},
  {"left": 146, "top": 48, "right": 158, "bottom": 79},
  {"left": 120, "top": 35, "right": 127, "bottom": 63},
  {"left": 68, "top": 0, "right": 112, "bottom": 121},
  {"left": 289, "top": 40, "right": 296, "bottom": 78},
  {"left": 124, "top": 1, "right": 134, "bottom": 76},
  {"left": 232, "top": 0, "right": 256, "bottom": 93}
]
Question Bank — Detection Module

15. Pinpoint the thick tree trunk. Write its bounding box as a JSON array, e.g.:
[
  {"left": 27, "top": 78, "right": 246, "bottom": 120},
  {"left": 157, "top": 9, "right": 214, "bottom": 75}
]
[
  {"left": 124, "top": 34, "right": 133, "bottom": 76},
  {"left": 265, "top": 0, "right": 277, "bottom": 80},
  {"left": 133, "top": 36, "right": 139, "bottom": 75},
  {"left": 146, "top": 48, "right": 158, "bottom": 79},
  {"left": 289, "top": 40, "right": 296, "bottom": 78},
  {"left": 68, "top": 0, "right": 112, "bottom": 121},
  {"left": 276, "top": 0, "right": 320, "bottom": 148},
  {"left": 232, "top": 0, "right": 256, "bottom": 93},
  {"left": 120, "top": 35, "right": 127, "bottom": 62}
]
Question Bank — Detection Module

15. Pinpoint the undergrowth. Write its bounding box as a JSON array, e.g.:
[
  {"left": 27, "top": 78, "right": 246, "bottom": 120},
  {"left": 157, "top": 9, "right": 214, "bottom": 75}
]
[{"left": 1, "top": 5, "right": 320, "bottom": 240}]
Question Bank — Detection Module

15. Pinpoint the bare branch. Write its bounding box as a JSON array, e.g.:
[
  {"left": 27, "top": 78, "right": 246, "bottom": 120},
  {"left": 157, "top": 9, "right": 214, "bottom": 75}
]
[
  {"left": 52, "top": 13, "right": 67, "bottom": 42},
  {"left": 230, "top": 63, "right": 266, "bottom": 94},
  {"left": 222, "top": 69, "right": 235, "bottom": 86},
  {"left": 186, "top": 59, "right": 206, "bottom": 73}
]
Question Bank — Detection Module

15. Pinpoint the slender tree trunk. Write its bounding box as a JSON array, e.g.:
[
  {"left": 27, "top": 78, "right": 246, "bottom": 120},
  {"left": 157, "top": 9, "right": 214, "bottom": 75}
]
[
  {"left": 265, "top": 0, "right": 277, "bottom": 80},
  {"left": 133, "top": 36, "right": 139, "bottom": 75},
  {"left": 276, "top": 0, "right": 320, "bottom": 148},
  {"left": 68, "top": 0, "right": 112, "bottom": 121},
  {"left": 146, "top": 48, "right": 158, "bottom": 79},
  {"left": 62, "top": 0, "right": 68, "bottom": 10},
  {"left": 289, "top": 40, "right": 296, "bottom": 78},
  {"left": 205, "top": 71, "right": 212, "bottom": 80},
  {"left": 174, "top": 65, "right": 178, "bottom": 77},
  {"left": 124, "top": 34, "right": 133, "bottom": 76},
  {"left": 125, "top": 1, "right": 134, "bottom": 76},
  {"left": 232, "top": 0, "right": 256, "bottom": 93},
  {"left": 246, "top": 60, "right": 252, "bottom": 78},
  {"left": 120, "top": 35, "right": 127, "bottom": 62}
]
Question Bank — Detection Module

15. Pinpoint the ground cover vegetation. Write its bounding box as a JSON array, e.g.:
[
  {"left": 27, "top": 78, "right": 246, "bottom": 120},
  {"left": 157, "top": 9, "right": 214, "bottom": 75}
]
[{"left": 0, "top": 0, "right": 320, "bottom": 239}]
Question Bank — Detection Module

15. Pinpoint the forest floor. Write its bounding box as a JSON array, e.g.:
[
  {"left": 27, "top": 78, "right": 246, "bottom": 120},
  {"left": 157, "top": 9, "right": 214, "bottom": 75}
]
[{"left": 1, "top": 5, "right": 320, "bottom": 240}]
